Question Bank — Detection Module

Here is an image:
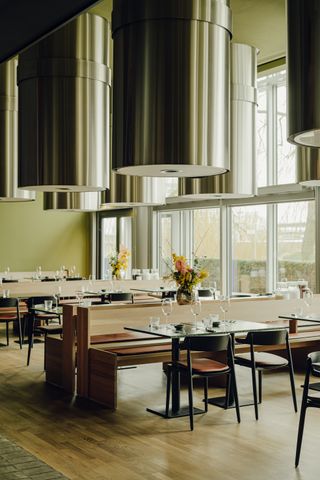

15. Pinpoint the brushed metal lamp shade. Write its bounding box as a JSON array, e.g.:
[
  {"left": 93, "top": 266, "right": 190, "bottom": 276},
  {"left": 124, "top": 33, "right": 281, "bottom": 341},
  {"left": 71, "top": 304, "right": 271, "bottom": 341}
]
[
  {"left": 17, "top": 13, "right": 111, "bottom": 192},
  {"left": 111, "top": 0, "right": 232, "bottom": 177},
  {"left": 100, "top": 173, "right": 167, "bottom": 209},
  {"left": 287, "top": 0, "right": 320, "bottom": 147},
  {"left": 176, "top": 43, "right": 257, "bottom": 201},
  {"left": 0, "top": 59, "right": 35, "bottom": 202},
  {"left": 297, "top": 146, "right": 320, "bottom": 186},
  {"left": 44, "top": 192, "right": 100, "bottom": 212}
]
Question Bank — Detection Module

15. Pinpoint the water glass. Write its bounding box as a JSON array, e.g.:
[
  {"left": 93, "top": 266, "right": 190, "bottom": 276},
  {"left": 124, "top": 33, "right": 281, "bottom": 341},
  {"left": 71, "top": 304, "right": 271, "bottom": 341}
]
[
  {"left": 209, "top": 281, "right": 217, "bottom": 299},
  {"left": 161, "top": 298, "right": 173, "bottom": 329},
  {"left": 44, "top": 300, "right": 53, "bottom": 310},
  {"left": 218, "top": 295, "right": 230, "bottom": 325},
  {"left": 149, "top": 316, "right": 160, "bottom": 329},
  {"left": 3, "top": 289, "right": 10, "bottom": 298},
  {"left": 303, "top": 289, "right": 313, "bottom": 310},
  {"left": 190, "top": 298, "right": 201, "bottom": 329}
]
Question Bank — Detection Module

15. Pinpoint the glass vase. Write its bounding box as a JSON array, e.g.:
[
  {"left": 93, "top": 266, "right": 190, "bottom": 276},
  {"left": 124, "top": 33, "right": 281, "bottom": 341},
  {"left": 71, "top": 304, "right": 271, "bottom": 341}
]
[{"left": 176, "top": 286, "right": 196, "bottom": 305}]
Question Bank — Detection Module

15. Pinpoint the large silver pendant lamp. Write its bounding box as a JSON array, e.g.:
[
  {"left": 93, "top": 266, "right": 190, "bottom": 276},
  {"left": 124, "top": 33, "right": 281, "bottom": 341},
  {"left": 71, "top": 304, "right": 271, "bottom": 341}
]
[
  {"left": 0, "top": 59, "right": 35, "bottom": 201},
  {"left": 100, "top": 173, "right": 167, "bottom": 209},
  {"left": 175, "top": 43, "right": 257, "bottom": 201},
  {"left": 17, "top": 13, "right": 111, "bottom": 191},
  {"left": 287, "top": 0, "right": 320, "bottom": 147},
  {"left": 111, "top": 0, "right": 232, "bottom": 177},
  {"left": 43, "top": 192, "right": 100, "bottom": 212},
  {"left": 297, "top": 146, "right": 320, "bottom": 186}
]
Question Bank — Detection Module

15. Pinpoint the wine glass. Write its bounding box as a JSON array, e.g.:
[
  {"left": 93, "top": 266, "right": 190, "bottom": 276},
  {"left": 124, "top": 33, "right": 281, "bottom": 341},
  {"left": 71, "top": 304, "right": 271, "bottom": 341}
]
[
  {"left": 303, "top": 289, "right": 313, "bottom": 315},
  {"left": 218, "top": 295, "right": 230, "bottom": 325},
  {"left": 190, "top": 298, "right": 202, "bottom": 330},
  {"left": 53, "top": 286, "right": 62, "bottom": 309},
  {"left": 209, "top": 281, "right": 217, "bottom": 299},
  {"left": 161, "top": 298, "right": 173, "bottom": 329}
]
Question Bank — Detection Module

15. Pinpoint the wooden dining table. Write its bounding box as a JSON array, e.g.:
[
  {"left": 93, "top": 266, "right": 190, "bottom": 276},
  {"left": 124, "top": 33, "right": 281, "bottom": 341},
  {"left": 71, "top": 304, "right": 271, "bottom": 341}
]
[{"left": 125, "top": 319, "right": 284, "bottom": 419}]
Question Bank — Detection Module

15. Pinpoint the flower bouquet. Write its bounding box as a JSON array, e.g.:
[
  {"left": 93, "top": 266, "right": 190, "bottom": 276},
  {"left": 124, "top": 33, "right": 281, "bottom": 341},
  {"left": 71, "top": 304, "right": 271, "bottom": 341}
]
[
  {"left": 169, "top": 253, "right": 208, "bottom": 305},
  {"left": 109, "top": 246, "right": 130, "bottom": 280}
]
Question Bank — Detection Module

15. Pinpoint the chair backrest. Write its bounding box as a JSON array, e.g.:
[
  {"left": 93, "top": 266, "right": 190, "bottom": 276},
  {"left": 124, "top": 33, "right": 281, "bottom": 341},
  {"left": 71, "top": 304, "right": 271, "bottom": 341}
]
[
  {"left": 0, "top": 297, "right": 18, "bottom": 308},
  {"left": 161, "top": 290, "right": 176, "bottom": 299},
  {"left": 66, "top": 277, "right": 83, "bottom": 281},
  {"left": 198, "top": 289, "right": 212, "bottom": 298},
  {"left": 108, "top": 292, "right": 133, "bottom": 303},
  {"left": 184, "top": 334, "right": 230, "bottom": 353},
  {"left": 308, "top": 351, "right": 320, "bottom": 377},
  {"left": 26, "top": 296, "right": 55, "bottom": 311},
  {"left": 246, "top": 329, "right": 287, "bottom": 346}
]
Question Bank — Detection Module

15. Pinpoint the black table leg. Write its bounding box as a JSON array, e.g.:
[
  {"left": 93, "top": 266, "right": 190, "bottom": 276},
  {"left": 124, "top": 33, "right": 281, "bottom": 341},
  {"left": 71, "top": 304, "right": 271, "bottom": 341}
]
[{"left": 147, "top": 337, "right": 205, "bottom": 418}]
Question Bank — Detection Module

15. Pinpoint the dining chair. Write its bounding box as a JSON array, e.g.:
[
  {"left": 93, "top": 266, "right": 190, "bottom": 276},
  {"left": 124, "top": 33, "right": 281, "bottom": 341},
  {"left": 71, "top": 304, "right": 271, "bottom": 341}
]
[
  {"left": 197, "top": 289, "right": 212, "bottom": 298},
  {"left": 295, "top": 351, "right": 320, "bottom": 467},
  {"left": 26, "top": 296, "right": 62, "bottom": 366},
  {"left": 0, "top": 297, "right": 22, "bottom": 348},
  {"left": 234, "top": 329, "right": 297, "bottom": 420},
  {"left": 107, "top": 292, "right": 134, "bottom": 304},
  {"left": 166, "top": 334, "right": 241, "bottom": 430}
]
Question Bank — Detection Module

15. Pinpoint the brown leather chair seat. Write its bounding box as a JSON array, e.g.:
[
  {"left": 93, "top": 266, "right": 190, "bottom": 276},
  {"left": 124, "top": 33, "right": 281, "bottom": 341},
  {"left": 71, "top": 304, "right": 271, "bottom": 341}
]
[
  {"left": 178, "top": 358, "right": 229, "bottom": 373},
  {"left": 234, "top": 352, "right": 288, "bottom": 369}
]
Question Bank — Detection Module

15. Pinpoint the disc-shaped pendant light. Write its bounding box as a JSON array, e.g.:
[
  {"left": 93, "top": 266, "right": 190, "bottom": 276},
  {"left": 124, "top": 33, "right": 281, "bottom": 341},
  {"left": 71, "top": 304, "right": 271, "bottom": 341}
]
[
  {"left": 287, "top": 0, "right": 320, "bottom": 147},
  {"left": 175, "top": 43, "right": 257, "bottom": 201},
  {"left": 111, "top": 0, "right": 232, "bottom": 177},
  {"left": 0, "top": 59, "right": 35, "bottom": 201},
  {"left": 43, "top": 192, "right": 100, "bottom": 212},
  {"left": 18, "top": 13, "right": 111, "bottom": 191}
]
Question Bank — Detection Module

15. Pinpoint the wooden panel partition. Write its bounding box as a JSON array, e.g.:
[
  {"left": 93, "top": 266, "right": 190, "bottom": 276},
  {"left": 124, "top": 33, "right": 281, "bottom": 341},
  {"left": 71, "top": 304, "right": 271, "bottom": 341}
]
[{"left": 46, "top": 296, "right": 320, "bottom": 407}]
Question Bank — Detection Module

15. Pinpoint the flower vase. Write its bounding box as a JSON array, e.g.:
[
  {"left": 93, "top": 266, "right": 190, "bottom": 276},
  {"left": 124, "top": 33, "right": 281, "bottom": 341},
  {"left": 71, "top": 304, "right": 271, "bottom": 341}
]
[{"left": 176, "top": 286, "right": 196, "bottom": 305}]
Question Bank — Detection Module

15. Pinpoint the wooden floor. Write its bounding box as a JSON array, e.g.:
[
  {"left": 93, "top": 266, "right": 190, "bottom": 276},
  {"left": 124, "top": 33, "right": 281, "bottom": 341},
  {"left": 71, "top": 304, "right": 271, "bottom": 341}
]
[{"left": 0, "top": 336, "right": 319, "bottom": 480}]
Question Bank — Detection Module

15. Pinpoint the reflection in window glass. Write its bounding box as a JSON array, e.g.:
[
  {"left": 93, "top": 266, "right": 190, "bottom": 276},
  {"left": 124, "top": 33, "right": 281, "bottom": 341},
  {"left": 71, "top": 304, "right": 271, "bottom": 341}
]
[
  {"left": 277, "top": 202, "right": 315, "bottom": 290},
  {"left": 160, "top": 214, "right": 172, "bottom": 276},
  {"left": 257, "top": 86, "right": 267, "bottom": 188},
  {"left": 193, "top": 209, "right": 220, "bottom": 289},
  {"left": 277, "top": 84, "right": 296, "bottom": 184},
  {"left": 119, "top": 217, "right": 132, "bottom": 278},
  {"left": 232, "top": 205, "right": 267, "bottom": 294},
  {"left": 101, "top": 217, "right": 117, "bottom": 278}
]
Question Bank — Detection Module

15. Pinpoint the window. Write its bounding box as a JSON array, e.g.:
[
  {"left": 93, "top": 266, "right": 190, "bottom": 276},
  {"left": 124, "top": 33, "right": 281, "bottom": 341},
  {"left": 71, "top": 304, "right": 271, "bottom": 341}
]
[
  {"left": 277, "top": 201, "right": 315, "bottom": 290},
  {"left": 192, "top": 208, "right": 220, "bottom": 289},
  {"left": 232, "top": 205, "right": 267, "bottom": 294},
  {"left": 99, "top": 211, "right": 132, "bottom": 279}
]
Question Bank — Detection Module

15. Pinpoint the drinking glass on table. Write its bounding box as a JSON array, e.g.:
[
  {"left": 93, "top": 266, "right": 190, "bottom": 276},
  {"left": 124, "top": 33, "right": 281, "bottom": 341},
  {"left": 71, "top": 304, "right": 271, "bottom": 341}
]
[
  {"left": 161, "top": 298, "right": 173, "bottom": 329},
  {"left": 218, "top": 295, "right": 230, "bottom": 327},
  {"left": 303, "top": 289, "right": 313, "bottom": 313},
  {"left": 209, "top": 281, "right": 217, "bottom": 299},
  {"left": 190, "top": 298, "right": 202, "bottom": 330},
  {"left": 53, "top": 286, "right": 62, "bottom": 308}
]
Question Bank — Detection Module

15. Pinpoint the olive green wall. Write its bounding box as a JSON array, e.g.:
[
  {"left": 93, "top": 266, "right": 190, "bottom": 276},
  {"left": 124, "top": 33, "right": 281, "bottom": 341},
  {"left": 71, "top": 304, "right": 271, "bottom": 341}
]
[{"left": 0, "top": 193, "right": 90, "bottom": 275}]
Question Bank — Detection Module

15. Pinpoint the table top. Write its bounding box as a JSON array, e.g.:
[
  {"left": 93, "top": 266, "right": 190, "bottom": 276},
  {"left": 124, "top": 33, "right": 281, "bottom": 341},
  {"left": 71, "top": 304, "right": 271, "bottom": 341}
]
[
  {"left": 130, "top": 287, "right": 176, "bottom": 293},
  {"left": 279, "top": 313, "right": 320, "bottom": 324},
  {"left": 125, "top": 319, "right": 284, "bottom": 339},
  {"left": 31, "top": 304, "right": 63, "bottom": 315}
]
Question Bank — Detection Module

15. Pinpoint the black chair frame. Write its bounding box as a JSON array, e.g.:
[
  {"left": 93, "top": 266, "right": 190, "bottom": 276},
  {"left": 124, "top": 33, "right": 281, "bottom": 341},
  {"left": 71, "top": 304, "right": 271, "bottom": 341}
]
[
  {"left": 295, "top": 352, "right": 320, "bottom": 467},
  {"left": 0, "top": 297, "right": 22, "bottom": 348},
  {"left": 235, "top": 329, "right": 297, "bottom": 420},
  {"left": 166, "top": 334, "right": 241, "bottom": 430}
]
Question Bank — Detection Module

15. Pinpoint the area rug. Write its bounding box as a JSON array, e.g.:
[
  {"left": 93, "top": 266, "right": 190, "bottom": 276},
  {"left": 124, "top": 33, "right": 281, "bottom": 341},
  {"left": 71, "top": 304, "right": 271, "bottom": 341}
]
[{"left": 0, "top": 434, "right": 68, "bottom": 479}]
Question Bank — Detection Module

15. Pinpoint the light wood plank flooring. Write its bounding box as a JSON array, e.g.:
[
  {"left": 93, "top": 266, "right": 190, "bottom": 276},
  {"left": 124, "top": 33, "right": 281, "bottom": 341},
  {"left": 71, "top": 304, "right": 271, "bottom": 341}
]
[{"left": 0, "top": 338, "right": 319, "bottom": 480}]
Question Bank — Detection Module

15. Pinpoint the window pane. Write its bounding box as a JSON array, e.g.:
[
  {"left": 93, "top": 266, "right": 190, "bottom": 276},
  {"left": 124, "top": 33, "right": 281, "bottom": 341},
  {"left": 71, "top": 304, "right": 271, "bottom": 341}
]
[
  {"left": 257, "top": 86, "right": 267, "bottom": 188},
  {"left": 119, "top": 217, "right": 132, "bottom": 278},
  {"left": 101, "top": 217, "right": 117, "bottom": 278},
  {"left": 277, "top": 84, "right": 296, "bottom": 184},
  {"left": 192, "top": 208, "right": 220, "bottom": 289},
  {"left": 159, "top": 214, "right": 172, "bottom": 276},
  {"left": 232, "top": 205, "right": 267, "bottom": 294},
  {"left": 277, "top": 202, "right": 315, "bottom": 290}
]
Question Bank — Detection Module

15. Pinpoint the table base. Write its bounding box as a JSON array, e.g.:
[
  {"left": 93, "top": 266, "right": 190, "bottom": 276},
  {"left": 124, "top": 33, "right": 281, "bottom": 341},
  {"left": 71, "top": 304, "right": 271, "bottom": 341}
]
[
  {"left": 147, "top": 406, "right": 205, "bottom": 419},
  {"left": 207, "top": 396, "right": 255, "bottom": 409}
]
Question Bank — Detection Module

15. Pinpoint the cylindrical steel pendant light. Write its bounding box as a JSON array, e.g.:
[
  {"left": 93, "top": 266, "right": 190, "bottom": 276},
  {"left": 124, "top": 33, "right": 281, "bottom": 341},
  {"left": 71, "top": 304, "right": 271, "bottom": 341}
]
[
  {"left": 287, "top": 0, "right": 320, "bottom": 147},
  {"left": 111, "top": 0, "right": 232, "bottom": 177},
  {"left": 0, "top": 59, "right": 35, "bottom": 202},
  {"left": 43, "top": 192, "right": 100, "bottom": 212},
  {"left": 18, "top": 13, "right": 111, "bottom": 191},
  {"left": 297, "top": 146, "right": 320, "bottom": 186},
  {"left": 176, "top": 43, "right": 257, "bottom": 201},
  {"left": 100, "top": 173, "right": 166, "bottom": 209}
]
